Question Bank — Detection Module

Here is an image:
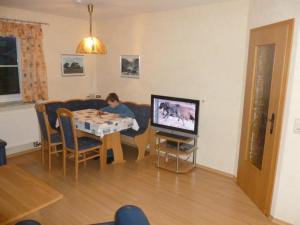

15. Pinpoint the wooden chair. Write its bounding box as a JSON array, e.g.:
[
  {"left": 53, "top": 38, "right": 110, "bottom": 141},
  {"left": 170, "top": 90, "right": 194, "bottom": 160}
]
[
  {"left": 57, "top": 108, "right": 102, "bottom": 181},
  {"left": 35, "top": 103, "right": 62, "bottom": 172}
]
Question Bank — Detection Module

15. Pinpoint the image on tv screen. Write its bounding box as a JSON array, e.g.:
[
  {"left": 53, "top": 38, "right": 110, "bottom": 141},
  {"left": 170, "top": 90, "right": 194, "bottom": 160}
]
[{"left": 153, "top": 98, "right": 196, "bottom": 131}]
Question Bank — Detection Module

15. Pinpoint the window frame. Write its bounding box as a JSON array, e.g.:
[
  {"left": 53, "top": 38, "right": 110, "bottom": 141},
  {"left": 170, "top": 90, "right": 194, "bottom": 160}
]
[{"left": 0, "top": 37, "right": 22, "bottom": 103}]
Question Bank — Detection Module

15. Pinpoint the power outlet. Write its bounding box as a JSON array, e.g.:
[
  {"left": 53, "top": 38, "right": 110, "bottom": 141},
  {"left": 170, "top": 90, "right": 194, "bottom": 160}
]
[
  {"left": 294, "top": 119, "right": 300, "bottom": 133},
  {"left": 33, "top": 141, "right": 41, "bottom": 148}
]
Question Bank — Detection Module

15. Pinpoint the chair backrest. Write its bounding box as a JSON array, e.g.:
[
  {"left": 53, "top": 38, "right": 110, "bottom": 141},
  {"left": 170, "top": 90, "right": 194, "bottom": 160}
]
[
  {"left": 45, "top": 101, "right": 64, "bottom": 130},
  {"left": 57, "top": 108, "right": 78, "bottom": 150},
  {"left": 35, "top": 103, "right": 51, "bottom": 142}
]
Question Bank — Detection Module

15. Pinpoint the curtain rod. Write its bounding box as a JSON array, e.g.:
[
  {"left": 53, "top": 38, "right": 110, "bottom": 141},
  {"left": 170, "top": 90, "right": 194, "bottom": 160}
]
[{"left": 0, "top": 17, "right": 49, "bottom": 26}]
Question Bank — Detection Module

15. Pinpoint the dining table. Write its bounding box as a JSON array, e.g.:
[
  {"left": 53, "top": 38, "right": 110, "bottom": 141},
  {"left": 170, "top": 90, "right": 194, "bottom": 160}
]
[{"left": 71, "top": 109, "right": 139, "bottom": 168}]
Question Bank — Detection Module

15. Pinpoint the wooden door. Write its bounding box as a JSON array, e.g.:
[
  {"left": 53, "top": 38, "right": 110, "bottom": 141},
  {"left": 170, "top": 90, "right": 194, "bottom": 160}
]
[{"left": 237, "top": 19, "right": 294, "bottom": 215}]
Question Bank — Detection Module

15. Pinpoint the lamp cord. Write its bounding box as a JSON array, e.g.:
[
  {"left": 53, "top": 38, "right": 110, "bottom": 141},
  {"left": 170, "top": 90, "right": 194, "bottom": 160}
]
[{"left": 88, "top": 4, "right": 93, "bottom": 37}]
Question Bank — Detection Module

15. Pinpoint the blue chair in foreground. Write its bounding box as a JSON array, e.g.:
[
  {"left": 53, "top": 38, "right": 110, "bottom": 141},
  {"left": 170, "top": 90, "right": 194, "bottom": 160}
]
[
  {"left": 15, "top": 220, "right": 41, "bottom": 225},
  {"left": 95, "top": 205, "right": 150, "bottom": 225},
  {"left": 57, "top": 108, "right": 102, "bottom": 181},
  {"left": 14, "top": 206, "right": 149, "bottom": 225},
  {"left": 35, "top": 103, "right": 62, "bottom": 172}
]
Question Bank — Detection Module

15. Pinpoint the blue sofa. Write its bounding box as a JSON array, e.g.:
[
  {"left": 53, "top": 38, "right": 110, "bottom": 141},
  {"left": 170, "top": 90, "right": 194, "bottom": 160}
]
[{"left": 44, "top": 99, "right": 151, "bottom": 160}]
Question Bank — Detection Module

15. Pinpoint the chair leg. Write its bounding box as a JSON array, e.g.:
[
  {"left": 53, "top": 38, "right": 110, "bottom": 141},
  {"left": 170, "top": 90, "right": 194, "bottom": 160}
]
[
  {"left": 99, "top": 147, "right": 102, "bottom": 169},
  {"left": 63, "top": 148, "right": 66, "bottom": 177},
  {"left": 75, "top": 151, "right": 79, "bottom": 181},
  {"left": 54, "top": 145, "right": 57, "bottom": 155},
  {"left": 83, "top": 153, "right": 87, "bottom": 167},
  {"left": 48, "top": 145, "right": 52, "bottom": 173},
  {"left": 41, "top": 141, "right": 45, "bottom": 165}
]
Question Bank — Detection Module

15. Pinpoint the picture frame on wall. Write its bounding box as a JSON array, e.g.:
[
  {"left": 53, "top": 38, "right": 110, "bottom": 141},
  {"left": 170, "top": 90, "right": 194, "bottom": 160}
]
[
  {"left": 120, "top": 55, "right": 140, "bottom": 79},
  {"left": 61, "top": 54, "right": 85, "bottom": 76}
]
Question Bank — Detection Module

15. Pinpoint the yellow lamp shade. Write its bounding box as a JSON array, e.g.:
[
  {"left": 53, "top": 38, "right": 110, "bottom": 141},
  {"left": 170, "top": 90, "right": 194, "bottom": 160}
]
[{"left": 76, "top": 37, "right": 107, "bottom": 54}]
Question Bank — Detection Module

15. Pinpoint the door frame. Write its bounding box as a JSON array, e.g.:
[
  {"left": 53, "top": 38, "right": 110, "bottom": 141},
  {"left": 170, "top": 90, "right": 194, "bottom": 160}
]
[{"left": 237, "top": 19, "right": 294, "bottom": 215}]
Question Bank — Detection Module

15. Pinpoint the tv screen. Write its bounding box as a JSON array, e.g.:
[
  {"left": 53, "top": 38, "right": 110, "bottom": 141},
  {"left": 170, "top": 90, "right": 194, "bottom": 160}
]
[{"left": 151, "top": 95, "right": 200, "bottom": 136}]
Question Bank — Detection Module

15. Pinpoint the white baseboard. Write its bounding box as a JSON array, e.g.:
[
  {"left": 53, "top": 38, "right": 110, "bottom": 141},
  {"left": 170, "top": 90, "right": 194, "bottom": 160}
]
[
  {"left": 196, "top": 163, "right": 236, "bottom": 179},
  {"left": 6, "top": 143, "right": 36, "bottom": 156},
  {"left": 270, "top": 216, "right": 292, "bottom": 225}
]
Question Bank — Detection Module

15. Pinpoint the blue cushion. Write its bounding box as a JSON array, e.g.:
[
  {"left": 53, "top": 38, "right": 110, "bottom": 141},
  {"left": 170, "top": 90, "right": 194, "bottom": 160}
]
[
  {"left": 65, "top": 100, "right": 86, "bottom": 111},
  {"left": 35, "top": 109, "right": 48, "bottom": 140},
  {"left": 60, "top": 115, "right": 76, "bottom": 149},
  {"left": 95, "top": 205, "right": 150, "bottom": 225},
  {"left": 120, "top": 129, "right": 141, "bottom": 137},
  {"left": 77, "top": 137, "right": 102, "bottom": 150},
  {"left": 15, "top": 220, "right": 41, "bottom": 225},
  {"left": 84, "top": 99, "right": 108, "bottom": 109},
  {"left": 115, "top": 205, "right": 150, "bottom": 225},
  {"left": 50, "top": 132, "right": 61, "bottom": 143},
  {"left": 122, "top": 103, "right": 150, "bottom": 137},
  {"left": 107, "top": 149, "right": 114, "bottom": 159}
]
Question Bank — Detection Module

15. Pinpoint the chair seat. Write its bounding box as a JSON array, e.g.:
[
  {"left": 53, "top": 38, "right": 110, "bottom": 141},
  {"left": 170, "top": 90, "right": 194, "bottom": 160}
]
[
  {"left": 77, "top": 137, "right": 102, "bottom": 150},
  {"left": 50, "top": 132, "right": 62, "bottom": 144},
  {"left": 120, "top": 129, "right": 142, "bottom": 137}
]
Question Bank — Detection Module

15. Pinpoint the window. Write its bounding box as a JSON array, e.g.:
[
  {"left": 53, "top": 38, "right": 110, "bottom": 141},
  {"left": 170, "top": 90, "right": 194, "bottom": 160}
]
[{"left": 0, "top": 37, "right": 22, "bottom": 102}]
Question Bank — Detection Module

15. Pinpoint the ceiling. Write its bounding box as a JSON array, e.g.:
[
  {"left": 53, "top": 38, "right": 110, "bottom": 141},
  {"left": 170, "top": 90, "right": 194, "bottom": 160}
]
[{"left": 0, "top": 0, "right": 231, "bottom": 20}]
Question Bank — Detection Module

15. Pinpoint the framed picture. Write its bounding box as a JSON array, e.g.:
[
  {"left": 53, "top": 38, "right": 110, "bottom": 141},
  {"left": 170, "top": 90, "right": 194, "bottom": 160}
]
[
  {"left": 61, "top": 54, "right": 85, "bottom": 76},
  {"left": 120, "top": 55, "right": 140, "bottom": 78}
]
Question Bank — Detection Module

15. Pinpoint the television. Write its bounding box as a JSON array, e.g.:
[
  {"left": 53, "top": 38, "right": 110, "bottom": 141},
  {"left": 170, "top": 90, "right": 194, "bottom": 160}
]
[{"left": 151, "top": 95, "right": 200, "bottom": 137}]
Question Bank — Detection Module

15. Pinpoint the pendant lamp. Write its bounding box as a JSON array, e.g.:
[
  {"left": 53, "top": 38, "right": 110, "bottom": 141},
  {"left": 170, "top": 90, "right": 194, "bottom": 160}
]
[{"left": 76, "top": 4, "right": 106, "bottom": 54}]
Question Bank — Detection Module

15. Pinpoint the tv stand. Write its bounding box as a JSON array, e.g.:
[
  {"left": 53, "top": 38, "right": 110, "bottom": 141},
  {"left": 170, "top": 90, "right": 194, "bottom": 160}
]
[{"left": 155, "top": 131, "right": 198, "bottom": 173}]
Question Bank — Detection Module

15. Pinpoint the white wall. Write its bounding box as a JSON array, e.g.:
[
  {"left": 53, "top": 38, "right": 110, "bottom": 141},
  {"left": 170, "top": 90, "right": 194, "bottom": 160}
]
[
  {"left": 248, "top": 1, "right": 300, "bottom": 224},
  {"left": 0, "top": 6, "right": 98, "bottom": 153},
  {"left": 0, "top": 106, "right": 40, "bottom": 154},
  {"left": 95, "top": 0, "right": 249, "bottom": 175}
]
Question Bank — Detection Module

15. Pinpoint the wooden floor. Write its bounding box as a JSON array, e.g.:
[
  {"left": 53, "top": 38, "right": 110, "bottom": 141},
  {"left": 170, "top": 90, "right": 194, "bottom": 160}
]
[{"left": 7, "top": 147, "right": 276, "bottom": 225}]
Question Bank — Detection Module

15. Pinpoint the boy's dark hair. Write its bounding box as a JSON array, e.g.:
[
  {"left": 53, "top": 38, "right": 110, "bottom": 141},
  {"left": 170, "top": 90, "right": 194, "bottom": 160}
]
[{"left": 106, "top": 93, "right": 119, "bottom": 102}]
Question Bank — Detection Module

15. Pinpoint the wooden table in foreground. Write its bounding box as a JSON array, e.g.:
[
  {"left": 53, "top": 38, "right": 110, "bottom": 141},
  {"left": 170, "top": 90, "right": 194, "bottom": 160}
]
[{"left": 0, "top": 165, "right": 63, "bottom": 225}]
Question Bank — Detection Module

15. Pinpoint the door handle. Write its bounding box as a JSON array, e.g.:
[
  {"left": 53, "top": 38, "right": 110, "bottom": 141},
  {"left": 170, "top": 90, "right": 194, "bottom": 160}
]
[{"left": 268, "top": 113, "right": 275, "bottom": 134}]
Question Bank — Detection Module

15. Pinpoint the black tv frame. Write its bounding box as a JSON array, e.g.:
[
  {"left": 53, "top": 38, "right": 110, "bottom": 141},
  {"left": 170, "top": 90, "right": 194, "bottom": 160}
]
[{"left": 151, "top": 94, "right": 200, "bottom": 136}]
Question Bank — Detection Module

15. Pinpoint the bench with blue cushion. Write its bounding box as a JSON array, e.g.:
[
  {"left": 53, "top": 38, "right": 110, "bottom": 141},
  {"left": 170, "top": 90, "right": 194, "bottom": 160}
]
[
  {"left": 120, "top": 102, "right": 152, "bottom": 160},
  {"left": 44, "top": 99, "right": 152, "bottom": 160}
]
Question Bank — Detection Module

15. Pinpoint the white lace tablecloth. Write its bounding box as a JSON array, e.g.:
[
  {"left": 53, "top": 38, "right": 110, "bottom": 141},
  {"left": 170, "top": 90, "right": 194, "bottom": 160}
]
[{"left": 72, "top": 109, "right": 139, "bottom": 137}]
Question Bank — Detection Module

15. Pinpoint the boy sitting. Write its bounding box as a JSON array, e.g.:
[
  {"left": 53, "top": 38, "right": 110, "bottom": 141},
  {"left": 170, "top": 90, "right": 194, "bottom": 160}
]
[{"left": 100, "top": 93, "right": 135, "bottom": 118}]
